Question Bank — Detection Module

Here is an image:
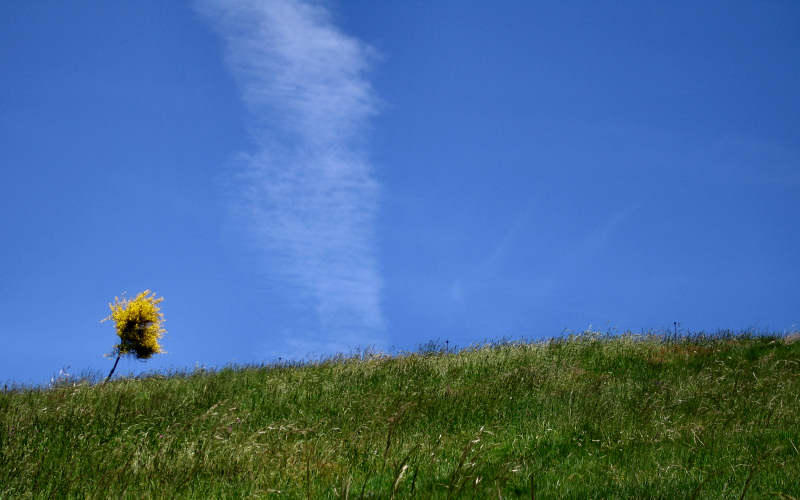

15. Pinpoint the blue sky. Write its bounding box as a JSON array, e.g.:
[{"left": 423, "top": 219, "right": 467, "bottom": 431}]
[{"left": 1, "top": 1, "right": 798, "bottom": 386}]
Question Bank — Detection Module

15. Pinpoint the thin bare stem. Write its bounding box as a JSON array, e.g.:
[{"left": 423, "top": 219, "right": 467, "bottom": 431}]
[{"left": 104, "top": 354, "right": 121, "bottom": 384}]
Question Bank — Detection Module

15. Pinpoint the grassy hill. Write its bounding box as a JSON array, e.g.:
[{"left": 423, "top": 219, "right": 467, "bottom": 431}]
[{"left": 2, "top": 332, "right": 799, "bottom": 498}]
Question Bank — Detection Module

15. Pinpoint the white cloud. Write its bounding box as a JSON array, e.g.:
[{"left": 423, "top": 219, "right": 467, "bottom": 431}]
[{"left": 197, "top": 0, "right": 385, "bottom": 353}]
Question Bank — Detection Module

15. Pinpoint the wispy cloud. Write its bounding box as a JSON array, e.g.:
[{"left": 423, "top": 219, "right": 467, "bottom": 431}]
[
  {"left": 579, "top": 204, "right": 638, "bottom": 261},
  {"left": 196, "top": 0, "right": 384, "bottom": 354}
]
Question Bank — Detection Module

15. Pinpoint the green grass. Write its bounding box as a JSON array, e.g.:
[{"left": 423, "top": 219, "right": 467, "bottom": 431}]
[{"left": 2, "top": 331, "right": 799, "bottom": 498}]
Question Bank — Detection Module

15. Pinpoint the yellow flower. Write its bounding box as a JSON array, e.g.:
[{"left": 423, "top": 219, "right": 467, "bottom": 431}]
[{"left": 102, "top": 290, "right": 166, "bottom": 359}]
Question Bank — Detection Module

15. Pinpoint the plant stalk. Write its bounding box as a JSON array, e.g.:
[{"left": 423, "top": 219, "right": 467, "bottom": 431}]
[{"left": 104, "top": 354, "right": 121, "bottom": 384}]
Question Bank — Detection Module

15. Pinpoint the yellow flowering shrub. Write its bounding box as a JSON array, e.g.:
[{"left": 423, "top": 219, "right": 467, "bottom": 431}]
[{"left": 102, "top": 290, "right": 166, "bottom": 359}]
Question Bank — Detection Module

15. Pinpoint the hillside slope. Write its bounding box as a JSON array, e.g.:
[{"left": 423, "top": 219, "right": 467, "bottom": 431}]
[{"left": 2, "top": 333, "right": 799, "bottom": 498}]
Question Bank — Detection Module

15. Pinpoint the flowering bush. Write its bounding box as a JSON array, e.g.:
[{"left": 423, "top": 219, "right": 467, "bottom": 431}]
[{"left": 101, "top": 290, "right": 166, "bottom": 382}]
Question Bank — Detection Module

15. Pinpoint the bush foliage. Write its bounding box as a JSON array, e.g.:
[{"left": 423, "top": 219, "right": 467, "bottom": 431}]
[{"left": 102, "top": 290, "right": 166, "bottom": 359}]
